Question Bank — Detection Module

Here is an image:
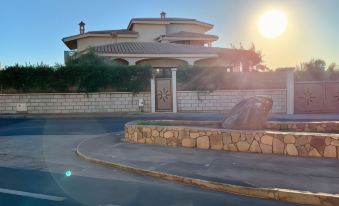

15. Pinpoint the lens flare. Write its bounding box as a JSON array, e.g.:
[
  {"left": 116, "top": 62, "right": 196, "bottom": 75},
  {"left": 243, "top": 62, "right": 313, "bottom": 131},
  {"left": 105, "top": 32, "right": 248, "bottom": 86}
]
[{"left": 65, "top": 170, "right": 72, "bottom": 177}]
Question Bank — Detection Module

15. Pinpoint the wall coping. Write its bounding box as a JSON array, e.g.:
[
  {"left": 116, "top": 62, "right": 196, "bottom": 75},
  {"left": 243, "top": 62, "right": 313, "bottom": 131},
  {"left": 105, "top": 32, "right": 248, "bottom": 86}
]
[
  {"left": 0, "top": 92, "right": 151, "bottom": 96},
  {"left": 177, "top": 89, "right": 287, "bottom": 93}
]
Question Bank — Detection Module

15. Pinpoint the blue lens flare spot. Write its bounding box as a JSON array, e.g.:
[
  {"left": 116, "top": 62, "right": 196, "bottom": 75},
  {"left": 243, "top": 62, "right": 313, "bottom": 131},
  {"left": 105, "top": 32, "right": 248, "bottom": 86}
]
[{"left": 65, "top": 170, "right": 72, "bottom": 177}]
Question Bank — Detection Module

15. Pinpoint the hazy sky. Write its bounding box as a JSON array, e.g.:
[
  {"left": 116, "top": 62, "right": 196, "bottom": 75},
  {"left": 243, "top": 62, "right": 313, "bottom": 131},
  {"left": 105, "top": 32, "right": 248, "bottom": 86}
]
[{"left": 0, "top": 0, "right": 338, "bottom": 68}]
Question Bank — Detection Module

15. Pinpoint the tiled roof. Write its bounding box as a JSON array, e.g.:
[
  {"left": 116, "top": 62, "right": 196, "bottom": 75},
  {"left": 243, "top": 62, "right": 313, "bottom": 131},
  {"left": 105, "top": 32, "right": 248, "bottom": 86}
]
[
  {"left": 130, "top": 18, "right": 196, "bottom": 21},
  {"left": 128, "top": 18, "right": 213, "bottom": 29},
  {"left": 93, "top": 42, "right": 234, "bottom": 55},
  {"left": 164, "top": 31, "right": 218, "bottom": 39},
  {"left": 86, "top": 29, "right": 138, "bottom": 35}
]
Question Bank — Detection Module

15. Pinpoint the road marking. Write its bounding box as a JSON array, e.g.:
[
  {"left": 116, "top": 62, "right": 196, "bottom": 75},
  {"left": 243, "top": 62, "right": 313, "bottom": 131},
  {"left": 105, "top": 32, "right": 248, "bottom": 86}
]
[{"left": 0, "top": 188, "right": 66, "bottom": 201}]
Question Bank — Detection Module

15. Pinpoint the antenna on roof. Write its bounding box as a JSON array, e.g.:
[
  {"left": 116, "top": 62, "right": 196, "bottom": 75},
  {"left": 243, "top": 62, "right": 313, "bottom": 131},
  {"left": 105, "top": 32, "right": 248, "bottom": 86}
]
[{"left": 160, "top": 11, "right": 166, "bottom": 19}]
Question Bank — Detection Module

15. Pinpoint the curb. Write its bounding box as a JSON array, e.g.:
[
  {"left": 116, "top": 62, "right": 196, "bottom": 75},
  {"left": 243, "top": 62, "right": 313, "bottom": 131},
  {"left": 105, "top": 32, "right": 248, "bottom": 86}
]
[{"left": 76, "top": 138, "right": 339, "bottom": 206}]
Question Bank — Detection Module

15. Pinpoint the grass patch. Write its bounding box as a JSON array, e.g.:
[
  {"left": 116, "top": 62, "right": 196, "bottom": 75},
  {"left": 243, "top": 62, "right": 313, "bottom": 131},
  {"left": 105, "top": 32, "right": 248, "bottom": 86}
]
[{"left": 135, "top": 120, "right": 173, "bottom": 126}]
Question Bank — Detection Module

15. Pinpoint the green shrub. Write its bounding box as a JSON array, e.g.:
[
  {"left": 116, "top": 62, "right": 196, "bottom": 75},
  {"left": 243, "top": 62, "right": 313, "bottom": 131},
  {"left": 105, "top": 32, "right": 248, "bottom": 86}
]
[{"left": 0, "top": 51, "right": 152, "bottom": 93}]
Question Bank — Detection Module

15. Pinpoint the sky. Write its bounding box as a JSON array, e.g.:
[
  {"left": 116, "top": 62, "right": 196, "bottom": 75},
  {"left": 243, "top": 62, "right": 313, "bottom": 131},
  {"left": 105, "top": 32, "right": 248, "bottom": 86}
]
[{"left": 0, "top": 0, "right": 338, "bottom": 69}]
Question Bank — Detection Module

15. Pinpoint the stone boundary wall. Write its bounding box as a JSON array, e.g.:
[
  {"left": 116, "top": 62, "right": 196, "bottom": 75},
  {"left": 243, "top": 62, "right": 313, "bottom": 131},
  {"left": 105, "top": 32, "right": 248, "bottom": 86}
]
[
  {"left": 0, "top": 92, "right": 151, "bottom": 114},
  {"left": 177, "top": 89, "right": 286, "bottom": 114},
  {"left": 266, "top": 121, "right": 339, "bottom": 133},
  {"left": 125, "top": 122, "right": 339, "bottom": 159},
  {"left": 0, "top": 89, "right": 287, "bottom": 114}
]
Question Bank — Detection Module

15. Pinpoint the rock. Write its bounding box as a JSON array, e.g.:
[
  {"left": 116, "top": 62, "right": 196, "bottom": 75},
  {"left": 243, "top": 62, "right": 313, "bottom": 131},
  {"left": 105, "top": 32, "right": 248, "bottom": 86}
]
[
  {"left": 310, "top": 137, "right": 326, "bottom": 154},
  {"left": 236, "top": 141, "right": 250, "bottom": 152},
  {"left": 249, "top": 140, "right": 261, "bottom": 153},
  {"left": 222, "top": 96, "right": 273, "bottom": 129},
  {"left": 231, "top": 132, "right": 241, "bottom": 142},
  {"left": 197, "top": 136, "right": 210, "bottom": 149},
  {"left": 273, "top": 138, "right": 284, "bottom": 154},
  {"left": 295, "top": 136, "right": 309, "bottom": 146},
  {"left": 260, "top": 143, "right": 272, "bottom": 154},
  {"left": 210, "top": 134, "right": 223, "bottom": 150},
  {"left": 224, "top": 144, "right": 238, "bottom": 152},
  {"left": 152, "top": 130, "right": 159, "bottom": 138},
  {"left": 331, "top": 140, "right": 339, "bottom": 147},
  {"left": 261, "top": 135, "right": 273, "bottom": 145},
  {"left": 309, "top": 148, "right": 321, "bottom": 157},
  {"left": 190, "top": 132, "right": 200, "bottom": 139},
  {"left": 222, "top": 133, "right": 232, "bottom": 144},
  {"left": 285, "top": 144, "right": 298, "bottom": 156},
  {"left": 164, "top": 131, "right": 174, "bottom": 139},
  {"left": 182, "top": 138, "right": 195, "bottom": 148},
  {"left": 154, "top": 138, "right": 167, "bottom": 146},
  {"left": 284, "top": 135, "right": 295, "bottom": 144},
  {"left": 324, "top": 145, "right": 337, "bottom": 158},
  {"left": 145, "top": 138, "right": 154, "bottom": 144}
]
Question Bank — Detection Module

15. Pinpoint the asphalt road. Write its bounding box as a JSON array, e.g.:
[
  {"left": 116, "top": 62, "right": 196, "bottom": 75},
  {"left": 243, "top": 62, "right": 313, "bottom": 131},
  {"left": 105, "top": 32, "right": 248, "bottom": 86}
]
[{"left": 0, "top": 116, "right": 304, "bottom": 206}]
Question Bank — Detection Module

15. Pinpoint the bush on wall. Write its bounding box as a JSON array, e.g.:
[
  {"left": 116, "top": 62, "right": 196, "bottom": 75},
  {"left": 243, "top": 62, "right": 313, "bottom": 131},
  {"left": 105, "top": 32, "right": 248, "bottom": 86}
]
[{"left": 0, "top": 51, "right": 152, "bottom": 93}]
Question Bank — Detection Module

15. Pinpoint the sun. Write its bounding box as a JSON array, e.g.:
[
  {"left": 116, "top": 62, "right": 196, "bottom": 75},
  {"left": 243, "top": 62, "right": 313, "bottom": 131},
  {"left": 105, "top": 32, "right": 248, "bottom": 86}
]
[{"left": 258, "top": 10, "right": 287, "bottom": 38}]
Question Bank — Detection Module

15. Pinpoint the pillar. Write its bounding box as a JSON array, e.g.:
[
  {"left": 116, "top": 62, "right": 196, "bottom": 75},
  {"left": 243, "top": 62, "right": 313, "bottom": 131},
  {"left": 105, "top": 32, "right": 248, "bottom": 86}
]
[
  {"left": 171, "top": 68, "right": 177, "bottom": 113},
  {"left": 286, "top": 69, "right": 295, "bottom": 114},
  {"left": 151, "top": 75, "right": 156, "bottom": 113}
]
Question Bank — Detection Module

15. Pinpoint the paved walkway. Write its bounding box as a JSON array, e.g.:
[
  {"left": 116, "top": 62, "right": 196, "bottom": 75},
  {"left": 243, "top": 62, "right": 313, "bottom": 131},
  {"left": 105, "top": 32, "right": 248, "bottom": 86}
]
[
  {"left": 1, "top": 112, "right": 339, "bottom": 122},
  {"left": 78, "top": 134, "right": 339, "bottom": 195}
]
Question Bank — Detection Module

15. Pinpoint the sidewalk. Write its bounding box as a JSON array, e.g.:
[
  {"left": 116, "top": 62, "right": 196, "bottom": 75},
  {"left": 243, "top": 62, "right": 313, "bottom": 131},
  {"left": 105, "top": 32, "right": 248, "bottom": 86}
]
[
  {"left": 1, "top": 112, "right": 339, "bottom": 122},
  {"left": 77, "top": 134, "right": 339, "bottom": 195}
]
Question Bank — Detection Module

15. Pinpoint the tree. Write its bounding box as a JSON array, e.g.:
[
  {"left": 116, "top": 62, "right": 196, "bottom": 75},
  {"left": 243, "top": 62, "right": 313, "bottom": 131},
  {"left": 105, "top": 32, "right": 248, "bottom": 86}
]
[{"left": 328, "top": 62, "right": 337, "bottom": 71}]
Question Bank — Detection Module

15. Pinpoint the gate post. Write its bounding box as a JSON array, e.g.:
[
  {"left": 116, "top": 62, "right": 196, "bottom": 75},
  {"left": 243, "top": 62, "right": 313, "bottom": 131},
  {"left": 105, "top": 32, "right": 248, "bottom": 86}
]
[
  {"left": 151, "top": 75, "right": 156, "bottom": 113},
  {"left": 171, "top": 68, "right": 177, "bottom": 113},
  {"left": 286, "top": 68, "right": 294, "bottom": 115}
]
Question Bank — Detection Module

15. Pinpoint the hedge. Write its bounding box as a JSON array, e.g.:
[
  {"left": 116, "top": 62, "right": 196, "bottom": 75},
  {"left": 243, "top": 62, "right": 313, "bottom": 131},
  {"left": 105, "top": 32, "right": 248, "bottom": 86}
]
[{"left": 0, "top": 64, "right": 152, "bottom": 93}]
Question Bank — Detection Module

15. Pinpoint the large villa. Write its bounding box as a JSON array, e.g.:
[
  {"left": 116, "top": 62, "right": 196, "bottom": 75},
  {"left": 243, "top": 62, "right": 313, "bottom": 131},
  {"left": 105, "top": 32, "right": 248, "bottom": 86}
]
[
  {"left": 62, "top": 12, "right": 256, "bottom": 113},
  {"left": 62, "top": 12, "right": 254, "bottom": 72}
]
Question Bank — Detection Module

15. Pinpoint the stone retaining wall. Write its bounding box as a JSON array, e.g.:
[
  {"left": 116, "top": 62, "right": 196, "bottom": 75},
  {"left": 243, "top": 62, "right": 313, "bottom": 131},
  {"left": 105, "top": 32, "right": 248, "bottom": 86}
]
[
  {"left": 0, "top": 92, "right": 151, "bottom": 114},
  {"left": 177, "top": 89, "right": 287, "bottom": 113},
  {"left": 125, "top": 122, "right": 339, "bottom": 159}
]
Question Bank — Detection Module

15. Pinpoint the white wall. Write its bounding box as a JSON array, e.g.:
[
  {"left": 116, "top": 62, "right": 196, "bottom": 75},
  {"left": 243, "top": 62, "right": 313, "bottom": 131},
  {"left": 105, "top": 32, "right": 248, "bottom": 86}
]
[
  {"left": 0, "top": 90, "right": 287, "bottom": 114},
  {"left": 133, "top": 24, "right": 166, "bottom": 42},
  {"left": 166, "top": 24, "right": 209, "bottom": 34}
]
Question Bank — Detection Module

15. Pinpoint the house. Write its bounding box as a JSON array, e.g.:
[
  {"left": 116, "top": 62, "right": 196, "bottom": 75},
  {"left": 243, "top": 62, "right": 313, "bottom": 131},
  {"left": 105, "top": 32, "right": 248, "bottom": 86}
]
[{"left": 62, "top": 12, "right": 256, "bottom": 113}]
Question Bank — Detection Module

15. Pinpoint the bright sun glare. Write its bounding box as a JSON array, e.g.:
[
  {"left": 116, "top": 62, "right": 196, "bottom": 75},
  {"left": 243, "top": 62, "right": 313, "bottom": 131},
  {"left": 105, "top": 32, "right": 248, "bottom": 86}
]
[{"left": 258, "top": 10, "right": 287, "bottom": 38}]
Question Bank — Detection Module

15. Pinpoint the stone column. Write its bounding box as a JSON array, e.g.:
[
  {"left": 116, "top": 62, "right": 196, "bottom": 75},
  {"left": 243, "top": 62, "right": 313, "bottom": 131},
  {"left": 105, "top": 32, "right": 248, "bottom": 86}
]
[
  {"left": 151, "top": 75, "right": 156, "bottom": 113},
  {"left": 286, "top": 68, "right": 295, "bottom": 114},
  {"left": 171, "top": 68, "right": 177, "bottom": 113}
]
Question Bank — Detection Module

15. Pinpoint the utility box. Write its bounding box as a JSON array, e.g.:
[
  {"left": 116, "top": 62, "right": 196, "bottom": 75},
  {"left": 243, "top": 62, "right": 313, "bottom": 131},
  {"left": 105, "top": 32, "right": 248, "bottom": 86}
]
[{"left": 16, "top": 103, "right": 28, "bottom": 113}]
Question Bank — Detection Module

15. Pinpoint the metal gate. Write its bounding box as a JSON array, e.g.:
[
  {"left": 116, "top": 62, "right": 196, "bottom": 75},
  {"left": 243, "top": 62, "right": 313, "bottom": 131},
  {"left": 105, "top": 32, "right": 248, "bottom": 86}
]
[
  {"left": 295, "top": 81, "right": 339, "bottom": 114},
  {"left": 155, "top": 78, "right": 172, "bottom": 112}
]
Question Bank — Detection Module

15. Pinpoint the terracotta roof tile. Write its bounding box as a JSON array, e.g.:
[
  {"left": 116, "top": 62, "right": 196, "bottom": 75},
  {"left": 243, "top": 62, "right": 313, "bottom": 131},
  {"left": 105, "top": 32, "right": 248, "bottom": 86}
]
[{"left": 93, "top": 42, "right": 233, "bottom": 55}]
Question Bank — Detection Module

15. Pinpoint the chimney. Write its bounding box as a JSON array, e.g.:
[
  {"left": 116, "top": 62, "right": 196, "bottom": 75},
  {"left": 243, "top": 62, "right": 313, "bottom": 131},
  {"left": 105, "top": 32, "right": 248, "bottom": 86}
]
[
  {"left": 79, "top": 21, "right": 85, "bottom": 34},
  {"left": 160, "top": 11, "right": 166, "bottom": 19}
]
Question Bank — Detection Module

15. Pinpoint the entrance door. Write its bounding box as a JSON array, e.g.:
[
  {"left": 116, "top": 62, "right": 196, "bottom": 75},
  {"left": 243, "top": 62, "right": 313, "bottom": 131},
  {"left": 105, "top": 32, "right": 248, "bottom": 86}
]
[{"left": 155, "top": 78, "right": 172, "bottom": 112}]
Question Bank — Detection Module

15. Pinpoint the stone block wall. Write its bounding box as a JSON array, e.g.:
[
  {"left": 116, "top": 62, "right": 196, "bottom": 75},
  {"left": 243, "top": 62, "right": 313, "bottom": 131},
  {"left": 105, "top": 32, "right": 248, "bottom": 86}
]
[
  {"left": 0, "top": 92, "right": 151, "bottom": 114},
  {"left": 125, "top": 122, "right": 339, "bottom": 159},
  {"left": 177, "top": 89, "right": 287, "bottom": 114},
  {"left": 0, "top": 89, "right": 287, "bottom": 114}
]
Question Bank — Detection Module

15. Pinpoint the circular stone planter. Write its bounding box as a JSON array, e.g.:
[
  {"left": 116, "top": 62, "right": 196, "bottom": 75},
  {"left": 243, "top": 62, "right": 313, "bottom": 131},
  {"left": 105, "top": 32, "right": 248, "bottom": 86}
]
[{"left": 125, "top": 120, "right": 339, "bottom": 159}]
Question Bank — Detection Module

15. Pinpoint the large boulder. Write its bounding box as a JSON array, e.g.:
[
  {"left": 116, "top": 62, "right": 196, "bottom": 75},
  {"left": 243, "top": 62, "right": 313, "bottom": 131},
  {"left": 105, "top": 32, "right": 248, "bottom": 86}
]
[{"left": 222, "top": 96, "right": 273, "bottom": 130}]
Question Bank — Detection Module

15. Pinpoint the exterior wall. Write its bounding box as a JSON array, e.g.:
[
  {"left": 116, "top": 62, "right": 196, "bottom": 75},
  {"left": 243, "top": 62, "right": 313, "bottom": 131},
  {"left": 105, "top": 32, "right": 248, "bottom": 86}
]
[
  {"left": 0, "top": 90, "right": 287, "bottom": 114},
  {"left": 125, "top": 122, "right": 339, "bottom": 159},
  {"left": 177, "top": 89, "right": 287, "bottom": 114},
  {"left": 166, "top": 24, "right": 209, "bottom": 34},
  {"left": 77, "top": 37, "right": 137, "bottom": 51},
  {"left": 136, "top": 58, "right": 188, "bottom": 67},
  {"left": 133, "top": 24, "right": 166, "bottom": 42},
  {"left": 0, "top": 92, "right": 151, "bottom": 114}
]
